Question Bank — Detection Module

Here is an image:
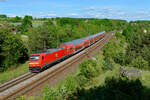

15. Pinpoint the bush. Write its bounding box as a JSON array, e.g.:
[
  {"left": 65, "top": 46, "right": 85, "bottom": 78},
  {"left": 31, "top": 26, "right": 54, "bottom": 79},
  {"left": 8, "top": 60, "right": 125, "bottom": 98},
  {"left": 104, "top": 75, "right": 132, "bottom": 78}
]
[
  {"left": 114, "top": 52, "right": 126, "bottom": 65},
  {"left": 79, "top": 59, "right": 98, "bottom": 80},
  {"left": 130, "top": 56, "right": 149, "bottom": 70},
  {"left": 43, "top": 85, "right": 64, "bottom": 100},
  {"left": 102, "top": 58, "right": 114, "bottom": 71},
  {"left": 103, "top": 40, "right": 123, "bottom": 59},
  {"left": 76, "top": 75, "right": 88, "bottom": 87},
  {"left": 68, "top": 77, "right": 144, "bottom": 100},
  {"left": 64, "top": 76, "right": 79, "bottom": 93},
  {"left": 42, "top": 76, "right": 79, "bottom": 100},
  {"left": 0, "top": 27, "right": 28, "bottom": 72}
]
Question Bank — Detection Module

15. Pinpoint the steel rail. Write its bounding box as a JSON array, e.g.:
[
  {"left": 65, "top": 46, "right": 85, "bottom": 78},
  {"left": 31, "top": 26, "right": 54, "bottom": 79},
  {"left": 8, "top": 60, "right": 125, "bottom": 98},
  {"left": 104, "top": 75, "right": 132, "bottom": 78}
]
[{"left": 0, "top": 72, "right": 36, "bottom": 93}]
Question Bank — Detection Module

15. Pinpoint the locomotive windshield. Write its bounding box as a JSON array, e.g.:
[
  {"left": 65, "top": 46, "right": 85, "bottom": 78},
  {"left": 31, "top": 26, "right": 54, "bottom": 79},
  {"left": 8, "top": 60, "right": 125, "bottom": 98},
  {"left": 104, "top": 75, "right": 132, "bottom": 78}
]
[{"left": 30, "top": 55, "right": 40, "bottom": 61}]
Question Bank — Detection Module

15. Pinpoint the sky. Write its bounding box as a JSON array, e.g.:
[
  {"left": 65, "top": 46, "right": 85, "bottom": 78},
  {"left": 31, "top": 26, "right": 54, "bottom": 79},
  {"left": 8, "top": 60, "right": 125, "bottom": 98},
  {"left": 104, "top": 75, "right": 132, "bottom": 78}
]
[{"left": 0, "top": 0, "right": 150, "bottom": 21}]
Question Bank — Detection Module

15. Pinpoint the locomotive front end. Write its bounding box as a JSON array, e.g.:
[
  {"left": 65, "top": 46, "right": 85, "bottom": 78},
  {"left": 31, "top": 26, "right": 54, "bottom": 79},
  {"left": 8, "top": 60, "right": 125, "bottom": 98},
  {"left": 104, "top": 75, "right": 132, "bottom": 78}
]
[{"left": 29, "top": 54, "right": 41, "bottom": 72}]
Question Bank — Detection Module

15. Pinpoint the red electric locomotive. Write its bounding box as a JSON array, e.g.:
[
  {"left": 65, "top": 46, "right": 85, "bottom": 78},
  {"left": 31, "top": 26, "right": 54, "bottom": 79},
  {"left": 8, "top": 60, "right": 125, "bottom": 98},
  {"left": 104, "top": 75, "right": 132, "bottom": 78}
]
[{"left": 29, "top": 31, "right": 105, "bottom": 72}]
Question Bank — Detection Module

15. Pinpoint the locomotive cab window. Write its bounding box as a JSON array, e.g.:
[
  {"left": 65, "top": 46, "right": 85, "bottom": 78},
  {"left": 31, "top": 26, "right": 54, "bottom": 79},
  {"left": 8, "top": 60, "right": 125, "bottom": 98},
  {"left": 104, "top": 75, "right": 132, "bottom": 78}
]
[{"left": 30, "top": 55, "right": 40, "bottom": 61}]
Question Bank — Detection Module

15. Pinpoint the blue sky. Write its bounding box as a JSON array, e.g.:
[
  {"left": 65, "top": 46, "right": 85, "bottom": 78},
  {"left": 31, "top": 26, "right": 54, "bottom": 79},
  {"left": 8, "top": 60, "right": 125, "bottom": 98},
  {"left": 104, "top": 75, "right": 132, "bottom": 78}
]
[{"left": 0, "top": 0, "right": 150, "bottom": 20}]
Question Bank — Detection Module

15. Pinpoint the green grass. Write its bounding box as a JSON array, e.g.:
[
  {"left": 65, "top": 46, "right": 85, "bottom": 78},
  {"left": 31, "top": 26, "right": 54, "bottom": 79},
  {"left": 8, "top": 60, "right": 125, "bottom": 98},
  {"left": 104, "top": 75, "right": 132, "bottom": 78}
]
[
  {"left": 0, "top": 61, "right": 29, "bottom": 84},
  {"left": 21, "top": 35, "right": 28, "bottom": 41},
  {"left": 141, "top": 70, "right": 150, "bottom": 88}
]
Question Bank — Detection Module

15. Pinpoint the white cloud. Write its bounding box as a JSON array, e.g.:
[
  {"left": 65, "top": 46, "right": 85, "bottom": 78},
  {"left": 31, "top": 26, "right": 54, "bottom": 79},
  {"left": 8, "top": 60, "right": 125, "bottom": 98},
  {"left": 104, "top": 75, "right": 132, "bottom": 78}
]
[
  {"left": 117, "top": 12, "right": 126, "bottom": 16},
  {"left": 7, "top": 14, "right": 16, "bottom": 17},
  {"left": 4, "top": 7, "right": 150, "bottom": 21},
  {"left": 27, "top": 12, "right": 57, "bottom": 18},
  {"left": 81, "top": 7, "right": 133, "bottom": 20},
  {"left": 46, "top": 13, "right": 57, "bottom": 17},
  {"left": 101, "top": 8, "right": 113, "bottom": 11},
  {"left": 83, "top": 7, "right": 97, "bottom": 11},
  {"left": 67, "top": 13, "right": 78, "bottom": 17},
  {"left": 136, "top": 9, "right": 149, "bottom": 15},
  {"left": 39, "top": 13, "right": 57, "bottom": 18}
]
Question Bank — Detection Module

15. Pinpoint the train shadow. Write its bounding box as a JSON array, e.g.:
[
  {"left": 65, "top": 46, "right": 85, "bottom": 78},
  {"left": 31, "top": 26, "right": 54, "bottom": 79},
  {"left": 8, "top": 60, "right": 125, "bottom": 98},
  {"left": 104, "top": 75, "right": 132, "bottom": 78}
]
[{"left": 68, "top": 77, "right": 150, "bottom": 100}]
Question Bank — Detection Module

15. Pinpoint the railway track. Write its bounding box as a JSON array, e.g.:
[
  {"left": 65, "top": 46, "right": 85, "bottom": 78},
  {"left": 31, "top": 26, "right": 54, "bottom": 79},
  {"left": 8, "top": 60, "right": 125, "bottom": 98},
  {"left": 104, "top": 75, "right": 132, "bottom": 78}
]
[
  {"left": 0, "top": 32, "right": 114, "bottom": 100},
  {"left": 0, "top": 72, "right": 36, "bottom": 93}
]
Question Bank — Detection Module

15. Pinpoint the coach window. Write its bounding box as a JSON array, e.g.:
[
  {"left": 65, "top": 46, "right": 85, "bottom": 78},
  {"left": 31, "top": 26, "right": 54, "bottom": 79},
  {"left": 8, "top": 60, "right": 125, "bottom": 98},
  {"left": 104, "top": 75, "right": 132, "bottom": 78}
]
[
  {"left": 42, "top": 56, "right": 44, "bottom": 60},
  {"left": 70, "top": 47, "right": 73, "bottom": 50}
]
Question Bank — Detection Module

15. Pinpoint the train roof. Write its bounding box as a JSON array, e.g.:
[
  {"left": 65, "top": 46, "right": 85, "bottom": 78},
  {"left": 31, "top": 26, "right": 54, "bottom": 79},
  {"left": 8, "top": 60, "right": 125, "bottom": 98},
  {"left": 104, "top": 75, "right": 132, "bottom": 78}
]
[
  {"left": 44, "top": 48, "right": 64, "bottom": 54},
  {"left": 80, "top": 31, "right": 105, "bottom": 40},
  {"left": 62, "top": 31, "right": 105, "bottom": 45},
  {"left": 33, "top": 47, "right": 64, "bottom": 54},
  {"left": 62, "top": 38, "right": 84, "bottom": 45}
]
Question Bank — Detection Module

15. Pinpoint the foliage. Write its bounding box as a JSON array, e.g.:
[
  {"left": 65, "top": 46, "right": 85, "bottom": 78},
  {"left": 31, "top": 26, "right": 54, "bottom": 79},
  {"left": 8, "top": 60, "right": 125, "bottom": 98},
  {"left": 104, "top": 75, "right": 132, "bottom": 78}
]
[
  {"left": 42, "top": 75, "right": 79, "bottom": 100},
  {"left": 114, "top": 52, "right": 127, "bottom": 65},
  {"left": 21, "top": 15, "right": 33, "bottom": 33},
  {"left": 41, "top": 57, "right": 103, "bottom": 100},
  {"left": 68, "top": 77, "right": 144, "bottom": 100},
  {"left": 130, "top": 56, "right": 149, "bottom": 69},
  {"left": 12, "top": 16, "right": 22, "bottom": 22},
  {"left": 103, "top": 40, "right": 123, "bottom": 59},
  {"left": 122, "top": 22, "right": 150, "bottom": 68},
  {"left": 64, "top": 76, "right": 79, "bottom": 92},
  {"left": 0, "top": 14, "right": 7, "bottom": 18},
  {"left": 79, "top": 59, "right": 98, "bottom": 80},
  {"left": 0, "top": 27, "right": 28, "bottom": 72},
  {"left": 43, "top": 85, "right": 63, "bottom": 100},
  {"left": 28, "top": 26, "right": 51, "bottom": 53},
  {"left": 102, "top": 58, "right": 114, "bottom": 71}
]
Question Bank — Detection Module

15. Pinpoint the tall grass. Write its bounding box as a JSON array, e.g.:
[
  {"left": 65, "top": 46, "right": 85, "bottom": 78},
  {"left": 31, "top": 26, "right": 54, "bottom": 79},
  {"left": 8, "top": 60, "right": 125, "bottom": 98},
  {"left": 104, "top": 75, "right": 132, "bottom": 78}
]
[{"left": 0, "top": 61, "right": 29, "bottom": 83}]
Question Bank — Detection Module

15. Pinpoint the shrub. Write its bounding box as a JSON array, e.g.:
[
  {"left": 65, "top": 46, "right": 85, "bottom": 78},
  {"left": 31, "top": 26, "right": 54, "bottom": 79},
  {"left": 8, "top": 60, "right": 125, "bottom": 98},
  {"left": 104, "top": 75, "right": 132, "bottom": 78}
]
[
  {"left": 43, "top": 85, "right": 63, "bottom": 100},
  {"left": 79, "top": 59, "right": 98, "bottom": 80},
  {"left": 76, "top": 74, "right": 88, "bottom": 87},
  {"left": 64, "top": 76, "right": 79, "bottom": 93},
  {"left": 102, "top": 58, "right": 114, "bottom": 71},
  {"left": 42, "top": 76, "right": 79, "bottom": 100},
  {"left": 103, "top": 40, "right": 123, "bottom": 59},
  {"left": 114, "top": 52, "right": 126, "bottom": 65},
  {"left": 130, "top": 56, "right": 149, "bottom": 70},
  {"left": 0, "top": 27, "right": 28, "bottom": 72},
  {"left": 68, "top": 77, "right": 144, "bottom": 100}
]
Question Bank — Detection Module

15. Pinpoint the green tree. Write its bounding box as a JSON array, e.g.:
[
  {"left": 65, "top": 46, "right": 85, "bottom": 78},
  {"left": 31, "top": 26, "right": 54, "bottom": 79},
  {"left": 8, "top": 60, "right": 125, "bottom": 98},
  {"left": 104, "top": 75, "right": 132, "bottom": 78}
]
[
  {"left": 79, "top": 59, "right": 98, "bottom": 80},
  {"left": 130, "top": 56, "right": 149, "bottom": 69},
  {"left": 0, "top": 14, "right": 7, "bottom": 18},
  {"left": 14, "top": 16, "right": 22, "bottom": 22},
  {"left": 21, "top": 15, "right": 32, "bottom": 33},
  {"left": 28, "top": 26, "right": 51, "bottom": 53},
  {"left": 0, "top": 26, "right": 28, "bottom": 72}
]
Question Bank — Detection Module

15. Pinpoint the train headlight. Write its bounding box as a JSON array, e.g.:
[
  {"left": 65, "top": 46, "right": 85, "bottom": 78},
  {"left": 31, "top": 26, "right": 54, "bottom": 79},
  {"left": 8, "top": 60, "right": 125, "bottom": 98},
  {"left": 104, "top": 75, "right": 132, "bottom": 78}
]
[{"left": 29, "top": 62, "right": 39, "bottom": 64}]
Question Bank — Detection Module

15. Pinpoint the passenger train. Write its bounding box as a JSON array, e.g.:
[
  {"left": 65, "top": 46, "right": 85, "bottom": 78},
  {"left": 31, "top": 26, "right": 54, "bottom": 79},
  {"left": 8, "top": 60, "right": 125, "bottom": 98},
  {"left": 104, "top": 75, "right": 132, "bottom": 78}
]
[{"left": 29, "top": 31, "right": 106, "bottom": 72}]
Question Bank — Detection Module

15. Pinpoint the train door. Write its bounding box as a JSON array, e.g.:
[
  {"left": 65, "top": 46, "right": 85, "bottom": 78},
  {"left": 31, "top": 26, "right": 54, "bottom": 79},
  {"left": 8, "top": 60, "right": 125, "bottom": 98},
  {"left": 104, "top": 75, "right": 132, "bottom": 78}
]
[
  {"left": 69, "top": 46, "right": 74, "bottom": 54},
  {"left": 41, "top": 54, "right": 46, "bottom": 67},
  {"left": 66, "top": 45, "right": 74, "bottom": 55}
]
